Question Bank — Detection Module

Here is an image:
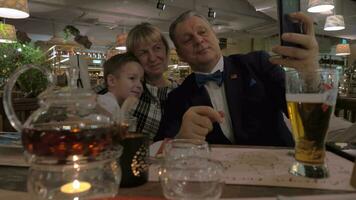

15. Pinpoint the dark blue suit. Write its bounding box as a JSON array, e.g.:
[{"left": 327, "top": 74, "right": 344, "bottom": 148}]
[{"left": 154, "top": 51, "right": 294, "bottom": 147}]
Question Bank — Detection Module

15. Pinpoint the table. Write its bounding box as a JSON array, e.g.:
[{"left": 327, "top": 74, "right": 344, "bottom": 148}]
[
  {"left": 1, "top": 148, "right": 356, "bottom": 199},
  {"left": 0, "top": 165, "right": 355, "bottom": 199}
]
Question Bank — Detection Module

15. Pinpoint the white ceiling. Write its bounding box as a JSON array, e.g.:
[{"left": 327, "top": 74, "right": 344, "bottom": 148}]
[{"left": 4, "top": 0, "right": 356, "bottom": 50}]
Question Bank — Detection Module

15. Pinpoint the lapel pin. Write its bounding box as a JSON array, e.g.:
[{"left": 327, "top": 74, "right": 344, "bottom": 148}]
[{"left": 230, "top": 74, "right": 238, "bottom": 79}]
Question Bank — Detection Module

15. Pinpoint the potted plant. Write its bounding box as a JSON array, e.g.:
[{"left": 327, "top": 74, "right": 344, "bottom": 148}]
[
  {"left": 0, "top": 42, "right": 50, "bottom": 131},
  {"left": 0, "top": 42, "right": 49, "bottom": 97}
]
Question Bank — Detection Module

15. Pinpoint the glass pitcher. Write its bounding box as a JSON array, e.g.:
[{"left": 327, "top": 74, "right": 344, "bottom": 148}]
[{"left": 2, "top": 64, "right": 122, "bottom": 199}]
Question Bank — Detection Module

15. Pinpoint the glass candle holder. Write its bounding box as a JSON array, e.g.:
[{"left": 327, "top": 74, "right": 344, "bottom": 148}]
[
  {"left": 119, "top": 133, "right": 149, "bottom": 187},
  {"left": 27, "top": 147, "right": 122, "bottom": 200}
]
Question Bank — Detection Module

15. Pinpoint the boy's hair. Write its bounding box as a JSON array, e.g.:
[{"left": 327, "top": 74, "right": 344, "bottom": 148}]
[
  {"left": 103, "top": 52, "right": 140, "bottom": 86},
  {"left": 126, "top": 22, "right": 169, "bottom": 55}
]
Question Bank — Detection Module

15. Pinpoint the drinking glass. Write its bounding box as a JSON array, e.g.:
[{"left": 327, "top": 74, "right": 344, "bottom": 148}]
[
  {"left": 285, "top": 68, "right": 339, "bottom": 178},
  {"left": 113, "top": 95, "right": 148, "bottom": 188},
  {"left": 119, "top": 133, "right": 149, "bottom": 187},
  {"left": 159, "top": 156, "right": 224, "bottom": 200},
  {"left": 163, "top": 139, "right": 210, "bottom": 161}
]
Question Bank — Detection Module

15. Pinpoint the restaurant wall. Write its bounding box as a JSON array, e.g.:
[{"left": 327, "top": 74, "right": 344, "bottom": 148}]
[
  {"left": 221, "top": 37, "right": 267, "bottom": 56},
  {"left": 220, "top": 35, "right": 353, "bottom": 64}
]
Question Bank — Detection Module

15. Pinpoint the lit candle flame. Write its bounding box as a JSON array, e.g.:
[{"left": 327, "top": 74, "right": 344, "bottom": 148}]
[
  {"left": 73, "top": 155, "right": 79, "bottom": 162},
  {"left": 60, "top": 179, "right": 91, "bottom": 194},
  {"left": 73, "top": 180, "right": 80, "bottom": 189}
]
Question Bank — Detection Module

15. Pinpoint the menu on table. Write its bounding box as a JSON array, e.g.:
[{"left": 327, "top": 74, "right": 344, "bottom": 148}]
[{"left": 149, "top": 147, "right": 356, "bottom": 191}]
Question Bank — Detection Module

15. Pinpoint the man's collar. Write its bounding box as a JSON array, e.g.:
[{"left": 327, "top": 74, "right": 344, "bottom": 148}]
[{"left": 195, "top": 56, "right": 224, "bottom": 75}]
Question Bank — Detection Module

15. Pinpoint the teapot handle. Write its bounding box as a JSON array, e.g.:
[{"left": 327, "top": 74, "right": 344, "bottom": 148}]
[{"left": 2, "top": 64, "right": 55, "bottom": 132}]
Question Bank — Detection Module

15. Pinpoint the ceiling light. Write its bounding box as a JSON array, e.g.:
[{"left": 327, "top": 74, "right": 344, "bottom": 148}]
[
  {"left": 0, "top": 23, "right": 16, "bottom": 43},
  {"left": 115, "top": 46, "right": 127, "bottom": 51},
  {"left": 336, "top": 39, "right": 350, "bottom": 56},
  {"left": 255, "top": 6, "right": 273, "bottom": 12},
  {"left": 324, "top": 15, "right": 345, "bottom": 31},
  {"left": 0, "top": 0, "right": 29, "bottom": 19},
  {"left": 208, "top": 8, "right": 216, "bottom": 19},
  {"left": 156, "top": 0, "right": 165, "bottom": 10},
  {"left": 115, "top": 33, "right": 127, "bottom": 51},
  {"left": 307, "top": 0, "right": 334, "bottom": 13},
  {"left": 336, "top": 44, "right": 350, "bottom": 56}
]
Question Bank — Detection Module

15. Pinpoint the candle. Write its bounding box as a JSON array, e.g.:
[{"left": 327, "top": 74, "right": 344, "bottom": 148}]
[{"left": 60, "top": 179, "right": 91, "bottom": 194}]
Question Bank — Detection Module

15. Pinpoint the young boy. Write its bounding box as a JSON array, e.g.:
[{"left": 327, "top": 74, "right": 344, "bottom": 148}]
[{"left": 97, "top": 52, "right": 144, "bottom": 117}]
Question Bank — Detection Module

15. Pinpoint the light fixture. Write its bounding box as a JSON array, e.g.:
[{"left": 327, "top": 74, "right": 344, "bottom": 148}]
[
  {"left": 156, "top": 0, "right": 165, "bottom": 10},
  {"left": 0, "top": 23, "right": 16, "bottom": 43},
  {"left": 208, "top": 8, "right": 216, "bottom": 19},
  {"left": 0, "top": 0, "right": 29, "bottom": 19},
  {"left": 115, "top": 33, "right": 127, "bottom": 52},
  {"left": 115, "top": 46, "right": 127, "bottom": 51},
  {"left": 307, "top": 0, "right": 334, "bottom": 13},
  {"left": 324, "top": 15, "right": 345, "bottom": 31},
  {"left": 336, "top": 39, "right": 350, "bottom": 56}
]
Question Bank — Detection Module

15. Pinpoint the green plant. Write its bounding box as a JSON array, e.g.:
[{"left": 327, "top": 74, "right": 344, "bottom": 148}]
[
  {"left": 63, "top": 25, "right": 80, "bottom": 39},
  {"left": 0, "top": 42, "right": 49, "bottom": 97},
  {"left": 63, "top": 25, "right": 92, "bottom": 49}
]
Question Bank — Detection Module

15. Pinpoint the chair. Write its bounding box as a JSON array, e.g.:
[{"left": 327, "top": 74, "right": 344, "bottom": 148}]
[{"left": 0, "top": 98, "right": 39, "bottom": 132}]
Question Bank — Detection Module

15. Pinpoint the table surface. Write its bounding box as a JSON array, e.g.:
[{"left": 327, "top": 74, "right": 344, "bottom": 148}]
[{"left": 1, "top": 147, "right": 356, "bottom": 199}]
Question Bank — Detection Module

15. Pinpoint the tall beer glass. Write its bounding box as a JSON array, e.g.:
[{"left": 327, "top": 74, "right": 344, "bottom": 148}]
[{"left": 286, "top": 68, "right": 339, "bottom": 178}]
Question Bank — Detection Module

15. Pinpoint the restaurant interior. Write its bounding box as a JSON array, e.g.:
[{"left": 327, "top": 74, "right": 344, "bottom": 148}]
[{"left": 1, "top": 0, "right": 356, "bottom": 199}]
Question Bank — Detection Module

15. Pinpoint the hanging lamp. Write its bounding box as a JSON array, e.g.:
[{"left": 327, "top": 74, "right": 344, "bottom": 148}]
[
  {"left": 0, "top": 0, "right": 29, "bottom": 19},
  {"left": 307, "top": 0, "right": 334, "bottom": 13},
  {"left": 0, "top": 23, "right": 16, "bottom": 43},
  {"left": 336, "top": 39, "right": 351, "bottom": 56},
  {"left": 324, "top": 15, "right": 345, "bottom": 31},
  {"left": 115, "top": 33, "right": 127, "bottom": 51}
]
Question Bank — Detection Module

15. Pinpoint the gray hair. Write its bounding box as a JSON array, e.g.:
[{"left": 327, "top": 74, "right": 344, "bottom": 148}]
[{"left": 169, "top": 10, "right": 212, "bottom": 46}]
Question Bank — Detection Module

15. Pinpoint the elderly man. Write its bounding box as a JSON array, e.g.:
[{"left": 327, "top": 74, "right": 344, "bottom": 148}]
[{"left": 154, "top": 10, "right": 319, "bottom": 146}]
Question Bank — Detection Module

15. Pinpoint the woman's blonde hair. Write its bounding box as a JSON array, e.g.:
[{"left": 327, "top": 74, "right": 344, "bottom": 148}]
[{"left": 126, "top": 22, "right": 169, "bottom": 55}]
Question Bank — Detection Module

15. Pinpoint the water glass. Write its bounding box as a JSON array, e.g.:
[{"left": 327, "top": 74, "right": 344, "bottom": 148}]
[
  {"left": 163, "top": 139, "right": 210, "bottom": 161},
  {"left": 159, "top": 156, "right": 224, "bottom": 200}
]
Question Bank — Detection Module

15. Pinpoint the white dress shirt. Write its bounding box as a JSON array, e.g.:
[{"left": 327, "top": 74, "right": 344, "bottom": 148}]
[{"left": 195, "top": 56, "right": 235, "bottom": 143}]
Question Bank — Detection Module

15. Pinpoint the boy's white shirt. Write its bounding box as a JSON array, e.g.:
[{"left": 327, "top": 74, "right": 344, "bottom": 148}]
[{"left": 97, "top": 92, "right": 120, "bottom": 119}]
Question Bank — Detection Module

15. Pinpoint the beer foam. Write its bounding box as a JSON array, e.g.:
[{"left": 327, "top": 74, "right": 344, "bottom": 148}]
[{"left": 286, "top": 94, "right": 326, "bottom": 103}]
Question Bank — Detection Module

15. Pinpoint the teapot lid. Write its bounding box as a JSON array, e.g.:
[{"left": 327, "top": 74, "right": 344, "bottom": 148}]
[
  {"left": 38, "top": 86, "right": 97, "bottom": 106},
  {"left": 38, "top": 67, "right": 97, "bottom": 105}
]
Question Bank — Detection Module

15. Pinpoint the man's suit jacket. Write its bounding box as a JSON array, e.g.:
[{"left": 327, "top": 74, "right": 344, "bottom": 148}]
[{"left": 154, "top": 51, "right": 294, "bottom": 147}]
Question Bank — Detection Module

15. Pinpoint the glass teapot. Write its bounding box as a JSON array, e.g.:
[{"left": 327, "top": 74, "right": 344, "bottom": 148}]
[{"left": 3, "top": 64, "right": 118, "bottom": 163}]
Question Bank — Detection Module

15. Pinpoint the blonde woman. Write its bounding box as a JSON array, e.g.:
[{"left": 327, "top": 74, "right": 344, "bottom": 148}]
[{"left": 126, "top": 23, "right": 177, "bottom": 141}]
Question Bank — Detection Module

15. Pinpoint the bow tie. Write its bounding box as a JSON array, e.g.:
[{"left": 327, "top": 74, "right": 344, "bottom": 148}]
[{"left": 195, "top": 70, "right": 223, "bottom": 87}]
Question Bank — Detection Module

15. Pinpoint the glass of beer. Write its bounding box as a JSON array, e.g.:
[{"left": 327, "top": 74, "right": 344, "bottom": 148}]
[{"left": 286, "top": 68, "right": 339, "bottom": 178}]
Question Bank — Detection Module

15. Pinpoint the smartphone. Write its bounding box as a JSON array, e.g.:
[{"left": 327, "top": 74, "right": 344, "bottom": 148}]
[{"left": 277, "top": 0, "right": 303, "bottom": 48}]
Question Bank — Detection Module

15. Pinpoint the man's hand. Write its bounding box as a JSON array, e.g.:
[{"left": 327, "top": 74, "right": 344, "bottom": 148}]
[
  {"left": 176, "top": 106, "right": 223, "bottom": 140},
  {"left": 269, "top": 12, "right": 319, "bottom": 72}
]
